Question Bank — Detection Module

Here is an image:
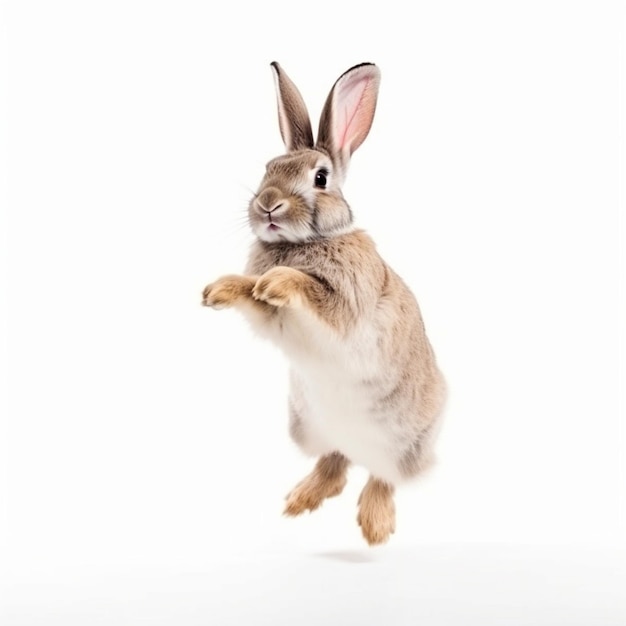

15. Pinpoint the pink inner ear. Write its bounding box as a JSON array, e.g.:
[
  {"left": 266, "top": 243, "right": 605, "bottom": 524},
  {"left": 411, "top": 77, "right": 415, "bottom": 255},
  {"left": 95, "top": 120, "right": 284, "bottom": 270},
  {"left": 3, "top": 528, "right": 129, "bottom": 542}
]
[{"left": 334, "top": 75, "right": 376, "bottom": 153}]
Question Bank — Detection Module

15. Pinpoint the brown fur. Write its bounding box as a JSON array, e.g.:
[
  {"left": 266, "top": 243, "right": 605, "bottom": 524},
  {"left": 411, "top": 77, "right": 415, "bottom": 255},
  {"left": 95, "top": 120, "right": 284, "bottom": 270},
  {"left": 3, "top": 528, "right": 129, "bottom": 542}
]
[
  {"left": 245, "top": 229, "right": 386, "bottom": 334},
  {"left": 201, "top": 62, "right": 445, "bottom": 546},
  {"left": 271, "top": 63, "right": 315, "bottom": 151},
  {"left": 357, "top": 477, "right": 396, "bottom": 546},
  {"left": 284, "top": 452, "right": 350, "bottom": 516},
  {"left": 202, "top": 274, "right": 275, "bottom": 318}
]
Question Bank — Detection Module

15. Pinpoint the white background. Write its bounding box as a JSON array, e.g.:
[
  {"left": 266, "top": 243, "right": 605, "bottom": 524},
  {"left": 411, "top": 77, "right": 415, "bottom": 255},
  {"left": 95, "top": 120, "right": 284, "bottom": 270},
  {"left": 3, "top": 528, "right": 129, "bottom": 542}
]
[{"left": 1, "top": 1, "right": 625, "bottom": 624}]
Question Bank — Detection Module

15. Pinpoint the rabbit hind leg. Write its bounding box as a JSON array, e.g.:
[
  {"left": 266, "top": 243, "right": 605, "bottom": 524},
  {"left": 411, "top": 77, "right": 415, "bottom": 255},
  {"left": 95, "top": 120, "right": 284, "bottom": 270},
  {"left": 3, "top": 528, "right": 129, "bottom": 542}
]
[
  {"left": 284, "top": 452, "right": 350, "bottom": 516},
  {"left": 357, "top": 476, "right": 396, "bottom": 546}
]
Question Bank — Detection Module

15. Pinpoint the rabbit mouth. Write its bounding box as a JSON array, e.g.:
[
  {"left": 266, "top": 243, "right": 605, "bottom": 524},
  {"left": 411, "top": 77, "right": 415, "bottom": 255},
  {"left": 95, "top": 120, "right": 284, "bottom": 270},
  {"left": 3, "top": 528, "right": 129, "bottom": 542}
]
[{"left": 268, "top": 223, "right": 280, "bottom": 232}]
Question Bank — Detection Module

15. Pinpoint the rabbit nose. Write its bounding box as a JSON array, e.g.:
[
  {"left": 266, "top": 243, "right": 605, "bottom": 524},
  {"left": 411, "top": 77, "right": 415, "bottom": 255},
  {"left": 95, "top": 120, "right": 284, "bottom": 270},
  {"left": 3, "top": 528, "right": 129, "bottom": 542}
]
[{"left": 256, "top": 188, "right": 284, "bottom": 213}]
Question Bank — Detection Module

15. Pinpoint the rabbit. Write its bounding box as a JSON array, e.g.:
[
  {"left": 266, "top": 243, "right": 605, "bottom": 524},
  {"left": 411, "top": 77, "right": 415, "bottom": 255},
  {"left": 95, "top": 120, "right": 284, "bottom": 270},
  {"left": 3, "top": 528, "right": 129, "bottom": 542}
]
[{"left": 202, "top": 61, "right": 446, "bottom": 545}]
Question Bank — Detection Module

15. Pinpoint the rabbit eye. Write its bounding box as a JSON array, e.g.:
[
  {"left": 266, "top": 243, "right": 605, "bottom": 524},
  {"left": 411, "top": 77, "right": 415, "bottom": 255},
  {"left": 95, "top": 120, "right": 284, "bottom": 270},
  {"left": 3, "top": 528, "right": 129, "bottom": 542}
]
[{"left": 314, "top": 168, "right": 328, "bottom": 189}]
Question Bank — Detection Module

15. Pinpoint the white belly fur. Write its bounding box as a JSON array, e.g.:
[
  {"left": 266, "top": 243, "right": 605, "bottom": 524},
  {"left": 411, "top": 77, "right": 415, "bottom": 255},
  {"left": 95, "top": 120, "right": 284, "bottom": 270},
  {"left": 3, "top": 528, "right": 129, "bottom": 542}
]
[
  {"left": 282, "top": 311, "right": 405, "bottom": 484},
  {"left": 295, "top": 368, "right": 403, "bottom": 484}
]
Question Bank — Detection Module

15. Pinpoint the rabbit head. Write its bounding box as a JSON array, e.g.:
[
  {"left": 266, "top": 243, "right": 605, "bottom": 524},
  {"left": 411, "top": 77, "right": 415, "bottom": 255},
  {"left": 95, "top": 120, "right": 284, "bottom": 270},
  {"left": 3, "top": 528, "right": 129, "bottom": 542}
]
[{"left": 249, "top": 62, "right": 381, "bottom": 244}]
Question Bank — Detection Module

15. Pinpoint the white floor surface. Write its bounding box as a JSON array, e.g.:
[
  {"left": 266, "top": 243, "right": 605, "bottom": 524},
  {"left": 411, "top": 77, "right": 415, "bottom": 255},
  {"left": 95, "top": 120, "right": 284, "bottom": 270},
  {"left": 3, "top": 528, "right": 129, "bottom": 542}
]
[{"left": 2, "top": 544, "right": 625, "bottom": 626}]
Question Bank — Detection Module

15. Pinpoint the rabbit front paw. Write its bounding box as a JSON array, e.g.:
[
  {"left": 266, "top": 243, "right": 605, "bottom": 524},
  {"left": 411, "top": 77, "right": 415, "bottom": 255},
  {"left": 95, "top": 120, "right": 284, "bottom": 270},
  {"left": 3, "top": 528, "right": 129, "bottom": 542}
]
[
  {"left": 202, "top": 275, "right": 254, "bottom": 309},
  {"left": 253, "top": 267, "right": 304, "bottom": 308}
]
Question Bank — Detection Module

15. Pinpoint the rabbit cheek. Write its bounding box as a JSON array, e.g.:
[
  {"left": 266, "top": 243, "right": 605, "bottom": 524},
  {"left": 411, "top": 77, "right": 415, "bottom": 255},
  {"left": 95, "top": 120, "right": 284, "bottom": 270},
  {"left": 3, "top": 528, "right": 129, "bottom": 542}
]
[
  {"left": 278, "top": 196, "right": 317, "bottom": 242},
  {"left": 311, "top": 194, "right": 353, "bottom": 237}
]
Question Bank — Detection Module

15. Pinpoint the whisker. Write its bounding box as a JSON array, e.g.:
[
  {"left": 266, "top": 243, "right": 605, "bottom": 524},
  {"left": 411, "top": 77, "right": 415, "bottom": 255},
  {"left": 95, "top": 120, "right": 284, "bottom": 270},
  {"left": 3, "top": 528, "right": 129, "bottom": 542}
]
[
  {"left": 222, "top": 204, "right": 254, "bottom": 239},
  {"left": 237, "top": 180, "right": 258, "bottom": 198}
]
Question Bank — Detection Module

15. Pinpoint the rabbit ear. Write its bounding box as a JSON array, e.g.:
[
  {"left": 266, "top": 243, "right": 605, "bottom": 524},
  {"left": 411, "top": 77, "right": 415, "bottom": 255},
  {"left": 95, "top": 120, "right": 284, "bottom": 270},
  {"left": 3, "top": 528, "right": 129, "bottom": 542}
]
[
  {"left": 316, "top": 63, "right": 380, "bottom": 174},
  {"left": 270, "top": 62, "right": 314, "bottom": 152}
]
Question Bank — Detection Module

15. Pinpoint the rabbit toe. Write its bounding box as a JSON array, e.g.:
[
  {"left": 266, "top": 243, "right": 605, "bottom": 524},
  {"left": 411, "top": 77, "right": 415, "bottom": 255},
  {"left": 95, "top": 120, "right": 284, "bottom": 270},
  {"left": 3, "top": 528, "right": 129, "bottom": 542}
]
[{"left": 253, "top": 267, "right": 303, "bottom": 308}]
